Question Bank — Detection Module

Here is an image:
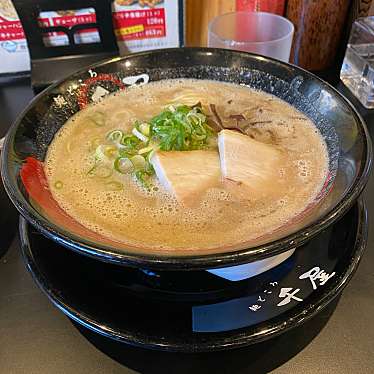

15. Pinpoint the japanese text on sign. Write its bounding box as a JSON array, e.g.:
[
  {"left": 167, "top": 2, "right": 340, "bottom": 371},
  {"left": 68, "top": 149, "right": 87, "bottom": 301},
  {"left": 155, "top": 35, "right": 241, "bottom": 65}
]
[{"left": 113, "top": 8, "right": 166, "bottom": 41}]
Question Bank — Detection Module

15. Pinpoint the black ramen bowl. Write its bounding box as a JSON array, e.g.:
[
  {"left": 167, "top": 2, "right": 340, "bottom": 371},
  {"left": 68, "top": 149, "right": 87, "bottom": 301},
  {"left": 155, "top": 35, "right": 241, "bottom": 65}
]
[{"left": 1, "top": 48, "right": 372, "bottom": 270}]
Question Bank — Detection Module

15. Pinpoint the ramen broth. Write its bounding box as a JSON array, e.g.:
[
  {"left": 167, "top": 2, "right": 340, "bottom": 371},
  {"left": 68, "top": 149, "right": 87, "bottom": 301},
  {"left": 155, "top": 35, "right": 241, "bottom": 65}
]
[{"left": 45, "top": 79, "right": 329, "bottom": 252}]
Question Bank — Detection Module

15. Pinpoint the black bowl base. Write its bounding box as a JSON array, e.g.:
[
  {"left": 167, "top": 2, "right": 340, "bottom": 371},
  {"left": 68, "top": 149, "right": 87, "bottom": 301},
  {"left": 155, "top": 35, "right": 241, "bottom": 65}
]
[{"left": 19, "top": 200, "right": 368, "bottom": 352}]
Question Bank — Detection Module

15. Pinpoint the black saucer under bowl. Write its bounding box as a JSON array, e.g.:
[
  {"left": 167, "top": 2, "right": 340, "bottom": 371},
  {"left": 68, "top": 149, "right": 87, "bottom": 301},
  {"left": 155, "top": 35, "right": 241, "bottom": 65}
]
[
  {"left": 0, "top": 173, "right": 18, "bottom": 258},
  {"left": 20, "top": 200, "right": 367, "bottom": 352}
]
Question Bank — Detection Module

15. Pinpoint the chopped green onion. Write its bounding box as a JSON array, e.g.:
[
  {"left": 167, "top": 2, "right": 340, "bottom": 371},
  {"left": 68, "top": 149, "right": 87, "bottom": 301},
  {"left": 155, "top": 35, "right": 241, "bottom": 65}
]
[
  {"left": 120, "top": 134, "right": 140, "bottom": 149},
  {"left": 95, "top": 145, "right": 117, "bottom": 161},
  {"left": 91, "top": 103, "right": 216, "bottom": 191},
  {"left": 54, "top": 181, "right": 63, "bottom": 189},
  {"left": 132, "top": 127, "right": 148, "bottom": 143},
  {"left": 130, "top": 155, "right": 146, "bottom": 170},
  {"left": 139, "top": 123, "right": 150, "bottom": 136},
  {"left": 114, "top": 157, "right": 133, "bottom": 174},
  {"left": 138, "top": 146, "right": 154, "bottom": 155},
  {"left": 107, "top": 130, "right": 124, "bottom": 143},
  {"left": 135, "top": 170, "right": 152, "bottom": 190},
  {"left": 144, "top": 161, "right": 154, "bottom": 175},
  {"left": 106, "top": 147, "right": 117, "bottom": 158},
  {"left": 88, "top": 164, "right": 113, "bottom": 178},
  {"left": 191, "top": 132, "right": 206, "bottom": 141},
  {"left": 96, "top": 166, "right": 113, "bottom": 178},
  {"left": 146, "top": 149, "right": 155, "bottom": 162},
  {"left": 119, "top": 148, "right": 136, "bottom": 158},
  {"left": 149, "top": 104, "right": 214, "bottom": 151}
]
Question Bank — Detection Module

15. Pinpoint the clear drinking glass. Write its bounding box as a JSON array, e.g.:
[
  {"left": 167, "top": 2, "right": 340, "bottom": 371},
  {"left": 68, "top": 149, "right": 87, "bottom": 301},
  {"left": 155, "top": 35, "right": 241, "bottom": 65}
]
[
  {"left": 208, "top": 11, "right": 294, "bottom": 62},
  {"left": 340, "top": 17, "right": 374, "bottom": 109}
]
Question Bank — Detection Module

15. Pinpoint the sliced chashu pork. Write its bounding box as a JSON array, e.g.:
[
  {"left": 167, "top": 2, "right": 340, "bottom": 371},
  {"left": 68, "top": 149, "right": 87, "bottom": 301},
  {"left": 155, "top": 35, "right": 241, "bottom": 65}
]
[
  {"left": 218, "top": 129, "right": 284, "bottom": 198},
  {"left": 150, "top": 150, "right": 221, "bottom": 206}
]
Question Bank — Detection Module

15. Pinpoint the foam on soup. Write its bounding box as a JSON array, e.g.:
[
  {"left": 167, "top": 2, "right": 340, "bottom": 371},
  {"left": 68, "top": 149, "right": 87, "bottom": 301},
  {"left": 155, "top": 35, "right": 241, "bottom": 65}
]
[{"left": 44, "top": 79, "right": 329, "bottom": 252}]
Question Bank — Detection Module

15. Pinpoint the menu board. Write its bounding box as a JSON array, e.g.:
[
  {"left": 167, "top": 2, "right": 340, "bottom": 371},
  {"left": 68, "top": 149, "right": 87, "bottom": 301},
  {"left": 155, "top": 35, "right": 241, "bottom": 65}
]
[
  {"left": 113, "top": 0, "right": 181, "bottom": 54},
  {"left": 0, "top": 0, "right": 182, "bottom": 75},
  {"left": 0, "top": 0, "right": 30, "bottom": 74},
  {"left": 38, "top": 8, "right": 100, "bottom": 48}
]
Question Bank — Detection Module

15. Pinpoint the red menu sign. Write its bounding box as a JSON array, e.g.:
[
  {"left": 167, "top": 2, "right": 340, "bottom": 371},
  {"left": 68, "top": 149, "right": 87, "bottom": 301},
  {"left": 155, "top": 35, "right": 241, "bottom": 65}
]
[
  {"left": 113, "top": 8, "right": 166, "bottom": 40},
  {"left": 0, "top": 17, "right": 24, "bottom": 41},
  {"left": 0, "top": 0, "right": 181, "bottom": 74}
]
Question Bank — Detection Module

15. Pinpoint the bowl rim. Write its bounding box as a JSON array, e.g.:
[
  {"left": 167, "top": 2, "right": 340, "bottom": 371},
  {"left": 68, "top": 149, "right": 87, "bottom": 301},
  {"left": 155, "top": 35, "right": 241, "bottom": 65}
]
[{"left": 1, "top": 47, "right": 372, "bottom": 270}]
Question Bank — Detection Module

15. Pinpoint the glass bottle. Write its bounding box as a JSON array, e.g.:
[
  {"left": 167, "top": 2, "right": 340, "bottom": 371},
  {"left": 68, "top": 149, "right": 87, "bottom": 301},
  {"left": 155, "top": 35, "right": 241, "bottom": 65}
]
[{"left": 286, "top": 0, "right": 351, "bottom": 71}]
